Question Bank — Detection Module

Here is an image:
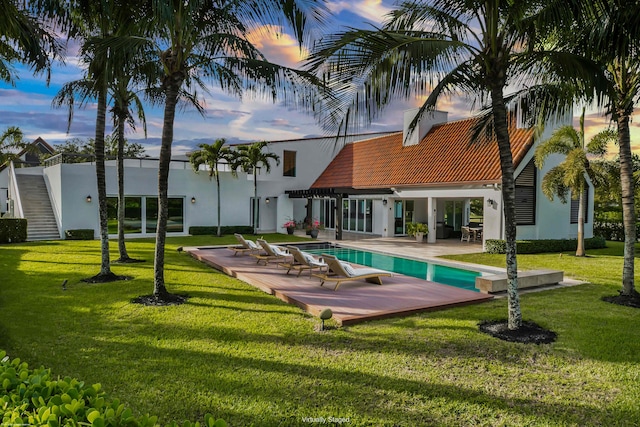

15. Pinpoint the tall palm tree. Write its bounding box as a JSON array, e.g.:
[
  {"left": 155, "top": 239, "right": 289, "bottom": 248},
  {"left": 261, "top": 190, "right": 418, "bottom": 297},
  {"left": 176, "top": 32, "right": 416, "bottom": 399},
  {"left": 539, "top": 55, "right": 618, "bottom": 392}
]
[
  {"left": 144, "top": 0, "right": 328, "bottom": 303},
  {"left": 232, "top": 141, "right": 280, "bottom": 234},
  {"left": 306, "top": 0, "right": 597, "bottom": 330},
  {"left": 0, "top": 0, "right": 59, "bottom": 84},
  {"left": 189, "top": 139, "right": 232, "bottom": 237},
  {"left": 534, "top": 109, "right": 614, "bottom": 256},
  {"left": 589, "top": 1, "right": 640, "bottom": 298}
]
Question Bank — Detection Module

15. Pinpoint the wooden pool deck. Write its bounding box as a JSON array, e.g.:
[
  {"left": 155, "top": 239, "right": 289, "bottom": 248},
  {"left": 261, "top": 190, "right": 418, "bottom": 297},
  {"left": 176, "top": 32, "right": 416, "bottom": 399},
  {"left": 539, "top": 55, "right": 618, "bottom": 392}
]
[{"left": 186, "top": 246, "right": 494, "bottom": 326}]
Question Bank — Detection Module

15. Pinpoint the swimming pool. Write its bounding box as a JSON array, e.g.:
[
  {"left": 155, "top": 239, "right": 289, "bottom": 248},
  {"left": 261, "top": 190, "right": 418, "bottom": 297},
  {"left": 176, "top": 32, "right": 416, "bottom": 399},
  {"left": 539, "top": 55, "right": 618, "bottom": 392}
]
[{"left": 301, "top": 244, "right": 489, "bottom": 292}]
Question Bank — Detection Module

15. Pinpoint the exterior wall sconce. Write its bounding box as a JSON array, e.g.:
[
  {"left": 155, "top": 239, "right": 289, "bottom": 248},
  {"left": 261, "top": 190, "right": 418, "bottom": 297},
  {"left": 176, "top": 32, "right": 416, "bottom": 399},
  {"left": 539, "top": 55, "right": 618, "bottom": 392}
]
[
  {"left": 382, "top": 199, "right": 388, "bottom": 206},
  {"left": 86, "top": 195, "right": 92, "bottom": 203},
  {"left": 191, "top": 197, "right": 196, "bottom": 204},
  {"left": 487, "top": 198, "right": 495, "bottom": 207},
  {"left": 265, "top": 197, "right": 270, "bottom": 204}
]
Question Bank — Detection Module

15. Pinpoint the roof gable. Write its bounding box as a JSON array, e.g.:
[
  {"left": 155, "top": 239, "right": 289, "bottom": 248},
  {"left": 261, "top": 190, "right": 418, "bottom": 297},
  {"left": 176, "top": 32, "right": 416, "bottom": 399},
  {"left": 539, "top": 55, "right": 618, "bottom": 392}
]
[{"left": 311, "top": 117, "right": 535, "bottom": 189}]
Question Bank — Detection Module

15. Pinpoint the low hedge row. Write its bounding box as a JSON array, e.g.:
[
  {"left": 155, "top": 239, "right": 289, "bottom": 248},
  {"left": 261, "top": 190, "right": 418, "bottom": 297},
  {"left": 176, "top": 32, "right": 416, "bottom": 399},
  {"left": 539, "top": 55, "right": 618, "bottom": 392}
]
[
  {"left": 0, "top": 351, "right": 226, "bottom": 427},
  {"left": 65, "top": 229, "right": 95, "bottom": 240},
  {"left": 485, "top": 236, "right": 607, "bottom": 254},
  {"left": 0, "top": 218, "right": 27, "bottom": 243},
  {"left": 189, "top": 225, "right": 254, "bottom": 236}
]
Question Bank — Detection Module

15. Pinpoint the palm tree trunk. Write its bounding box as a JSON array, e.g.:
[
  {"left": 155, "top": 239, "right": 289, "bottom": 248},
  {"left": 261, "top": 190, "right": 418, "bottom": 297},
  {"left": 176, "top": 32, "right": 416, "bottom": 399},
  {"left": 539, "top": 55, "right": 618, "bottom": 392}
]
[
  {"left": 253, "top": 169, "right": 258, "bottom": 234},
  {"left": 216, "top": 174, "right": 222, "bottom": 237},
  {"left": 617, "top": 112, "right": 637, "bottom": 296},
  {"left": 153, "top": 81, "right": 180, "bottom": 299},
  {"left": 576, "top": 182, "right": 585, "bottom": 257},
  {"left": 116, "top": 116, "right": 130, "bottom": 261},
  {"left": 95, "top": 84, "right": 111, "bottom": 276},
  {"left": 491, "top": 85, "right": 522, "bottom": 330}
]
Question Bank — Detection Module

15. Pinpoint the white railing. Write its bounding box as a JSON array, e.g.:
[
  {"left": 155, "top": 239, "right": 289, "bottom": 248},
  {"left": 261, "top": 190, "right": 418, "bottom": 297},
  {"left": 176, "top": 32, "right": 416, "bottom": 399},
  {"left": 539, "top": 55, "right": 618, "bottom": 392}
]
[
  {"left": 43, "top": 153, "right": 191, "bottom": 169},
  {"left": 7, "top": 162, "right": 24, "bottom": 218}
]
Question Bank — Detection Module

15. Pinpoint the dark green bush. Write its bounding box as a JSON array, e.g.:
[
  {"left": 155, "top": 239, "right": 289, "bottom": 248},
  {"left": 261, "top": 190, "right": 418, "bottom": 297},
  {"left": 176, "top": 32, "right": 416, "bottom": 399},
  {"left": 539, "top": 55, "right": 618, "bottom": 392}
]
[
  {"left": 485, "top": 237, "right": 607, "bottom": 254},
  {"left": 0, "top": 218, "right": 27, "bottom": 243},
  {"left": 65, "top": 229, "right": 94, "bottom": 240},
  {"left": 593, "top": 220, "right": 640, "bottom": 242},
  {"left": 189, "top": 225, "right": 254, "bottom": 236},
  {"left": 0, "top": 350, "right": 226, "bottom": 427}
]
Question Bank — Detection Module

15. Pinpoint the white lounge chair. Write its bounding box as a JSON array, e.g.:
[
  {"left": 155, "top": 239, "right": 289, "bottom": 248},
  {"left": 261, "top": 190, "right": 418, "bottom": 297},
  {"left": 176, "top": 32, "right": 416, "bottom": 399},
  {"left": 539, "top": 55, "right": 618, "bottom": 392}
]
[
  {"left": 314, "top": 254, "right": 391, "bottom": 291},
  {"left": 282, "top": 246, "right": 328, "bottom": 276},
  {"left": 229, "top": 233, "right": 260, "bottom": 256},
  {"left": 252, "top": 239, "right": 292, "bottom": 265}
]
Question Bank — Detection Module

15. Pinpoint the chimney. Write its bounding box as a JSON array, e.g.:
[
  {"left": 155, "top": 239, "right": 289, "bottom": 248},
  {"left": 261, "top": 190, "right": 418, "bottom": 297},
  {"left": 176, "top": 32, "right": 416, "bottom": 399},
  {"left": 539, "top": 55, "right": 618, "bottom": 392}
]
[{"left": 403, "top": 109, "right": 448, "bottom": 146}]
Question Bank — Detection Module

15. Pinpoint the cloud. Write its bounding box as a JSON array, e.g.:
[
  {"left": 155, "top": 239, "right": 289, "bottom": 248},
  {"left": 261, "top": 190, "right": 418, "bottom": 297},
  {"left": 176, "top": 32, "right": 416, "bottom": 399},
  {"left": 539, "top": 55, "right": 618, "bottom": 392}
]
[{"left": 328, "top": 0, "right": 391, "bottom": 26}]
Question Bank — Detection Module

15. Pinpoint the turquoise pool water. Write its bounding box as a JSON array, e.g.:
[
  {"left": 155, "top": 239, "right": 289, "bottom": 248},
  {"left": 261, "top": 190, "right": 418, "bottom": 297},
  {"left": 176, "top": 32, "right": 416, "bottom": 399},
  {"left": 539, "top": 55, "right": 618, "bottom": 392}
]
[{"left": 304, "top": 245, "right": 485, "bottom": 292}]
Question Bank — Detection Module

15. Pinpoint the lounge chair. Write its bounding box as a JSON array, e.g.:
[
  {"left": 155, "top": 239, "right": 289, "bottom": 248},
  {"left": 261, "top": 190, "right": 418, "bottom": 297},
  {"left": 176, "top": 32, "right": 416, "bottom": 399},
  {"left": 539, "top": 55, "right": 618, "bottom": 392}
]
[
  {"left": 314, "top": 254, "right": 391, "bottom": 291},
  {"left": 229, "top": 233, "right": 260, "bottom": 256},
  {"left": 281, "top": 246, "right": 328, "bottom": 276},
  {"left": 252, "top": 239, "right": 292, "bottom": 265}
]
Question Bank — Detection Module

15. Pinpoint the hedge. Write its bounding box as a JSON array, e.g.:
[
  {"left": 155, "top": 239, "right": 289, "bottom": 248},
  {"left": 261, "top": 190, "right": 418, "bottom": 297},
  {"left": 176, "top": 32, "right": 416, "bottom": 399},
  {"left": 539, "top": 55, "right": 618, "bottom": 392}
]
[
  {"left": 0, "top": 350, "right": 226, "bottom": 427},
  {"left": 189, "top": 225, "right": 254, "bottom": 236},
  {"left": 485, "top": 236, "right": 607, "bottom": 254},
  {"left": 0, "top": 218, "right": 27, "bottom": 243},
  {"left": 593, "top": 220, "right": 640, "bottom": 242},
  {"left": 65, "top": 229, "right": 95, "bottom": 240}
]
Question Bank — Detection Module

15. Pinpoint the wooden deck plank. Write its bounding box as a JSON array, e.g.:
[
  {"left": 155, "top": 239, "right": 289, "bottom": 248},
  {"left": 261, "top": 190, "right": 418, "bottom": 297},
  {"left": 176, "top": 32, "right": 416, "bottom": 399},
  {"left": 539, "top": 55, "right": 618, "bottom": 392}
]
[{"left": 188, "top": 247, "right": 493, "bottom": 325}]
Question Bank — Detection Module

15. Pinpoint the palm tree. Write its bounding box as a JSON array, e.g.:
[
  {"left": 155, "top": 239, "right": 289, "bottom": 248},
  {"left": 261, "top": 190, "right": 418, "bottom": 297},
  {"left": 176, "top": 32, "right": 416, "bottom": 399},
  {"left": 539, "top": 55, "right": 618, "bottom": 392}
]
[
  {"left": 305, "top": 0, "right": 597, "bottom": 330},
  {"left": 231, "top": 141, "right": 280, "bottom": 234},
  {"left": 144, "top": 0, "right": 328, "bottom": 303},
  {"left": 0, "top": 127, "right": 27, "bottom": 166},
  {"left": 534, "top": 109, "right": 614, "bottom": 256},
  {"left": 589, "top": 2, "right": 640, "bottom": 298},
  {"left": 189, "top": 139, "right": 232, "bottom": 237},
  {"left": 0, "top": 0, "right": 59, "bottom": 84}
]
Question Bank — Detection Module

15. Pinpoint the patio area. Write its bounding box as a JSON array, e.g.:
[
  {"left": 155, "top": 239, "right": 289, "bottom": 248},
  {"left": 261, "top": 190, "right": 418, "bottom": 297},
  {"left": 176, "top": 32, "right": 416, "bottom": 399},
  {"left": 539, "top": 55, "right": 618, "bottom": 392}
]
[{"left": 185, "top": 237, "right": 494, "bottom": 325}]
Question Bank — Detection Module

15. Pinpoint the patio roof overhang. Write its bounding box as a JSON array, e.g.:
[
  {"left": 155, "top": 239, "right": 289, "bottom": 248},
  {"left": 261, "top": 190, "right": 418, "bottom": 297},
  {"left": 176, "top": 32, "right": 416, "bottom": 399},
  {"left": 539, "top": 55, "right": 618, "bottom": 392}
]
[{"left": 286, "top": 187, "right": 394, "bottom": 199}]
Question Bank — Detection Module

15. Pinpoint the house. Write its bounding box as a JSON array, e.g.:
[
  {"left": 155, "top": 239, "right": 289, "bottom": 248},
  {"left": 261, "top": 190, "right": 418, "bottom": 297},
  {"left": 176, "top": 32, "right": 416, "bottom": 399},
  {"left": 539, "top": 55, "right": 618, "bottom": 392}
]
[{"left": 0, "top": 109, "right": 592, "bottom": 245}]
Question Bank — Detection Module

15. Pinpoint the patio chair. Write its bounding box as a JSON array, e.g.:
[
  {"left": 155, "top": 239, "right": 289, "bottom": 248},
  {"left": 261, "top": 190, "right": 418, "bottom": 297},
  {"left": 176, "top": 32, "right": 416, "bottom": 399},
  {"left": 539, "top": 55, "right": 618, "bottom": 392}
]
[
  {"left": 229, "top": 233, "right": 260, "bottom": 256},
  {"left": 281, "top": 246, "right": 328, "bottom": 276},
  {"left": 460, "top": 226, "right": 471, "bottom": 243},
  {"left": 252, "top": 239, "right": 292, "bottom": 265},
  {"left": 314, "top": 254, "right": 391, "bottom": 291}
]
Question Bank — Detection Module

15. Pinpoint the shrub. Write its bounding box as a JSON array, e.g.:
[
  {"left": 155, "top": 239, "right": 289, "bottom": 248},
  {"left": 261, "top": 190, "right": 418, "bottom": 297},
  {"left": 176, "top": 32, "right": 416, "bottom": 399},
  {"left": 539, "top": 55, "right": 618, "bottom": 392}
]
[
  {"left": 65, "top": 229, "right": 94, "bottom": 240},
  {"left": 0, "top": 350, "right": 226, "bottom": 427},
  {"left": 484, "top": 237, "right": 607, "bottom": 254},
  {"left": 593, "top": 220, "right": 640, "bottom": 242},
  {"left": 0, "top": 218, "right": 27, "bottom": 243},
  {"left": 189, "top": 226, "right": 254, "bottom": 236}
]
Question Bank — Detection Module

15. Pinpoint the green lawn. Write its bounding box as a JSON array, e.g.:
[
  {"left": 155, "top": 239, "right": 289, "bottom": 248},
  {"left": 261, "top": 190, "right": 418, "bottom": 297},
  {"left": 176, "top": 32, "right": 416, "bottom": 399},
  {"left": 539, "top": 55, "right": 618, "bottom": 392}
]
[{"left": 1, "top": 236, "right": 639, "bottom": 426}]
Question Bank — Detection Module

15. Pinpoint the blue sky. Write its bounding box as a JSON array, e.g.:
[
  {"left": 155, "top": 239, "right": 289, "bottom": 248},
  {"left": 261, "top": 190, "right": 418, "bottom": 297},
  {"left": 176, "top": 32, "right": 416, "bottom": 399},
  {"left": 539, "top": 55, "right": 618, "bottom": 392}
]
[{"left": 1, "top": 0, "right": 636, "bottom": 157}]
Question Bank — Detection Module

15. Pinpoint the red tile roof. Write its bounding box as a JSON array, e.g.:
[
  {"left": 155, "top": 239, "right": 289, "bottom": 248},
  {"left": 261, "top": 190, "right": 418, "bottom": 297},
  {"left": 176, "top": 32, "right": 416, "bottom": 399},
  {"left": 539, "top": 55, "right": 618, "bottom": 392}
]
[{"left": 311, "top": 117, "right": 535, "bottom": 189}]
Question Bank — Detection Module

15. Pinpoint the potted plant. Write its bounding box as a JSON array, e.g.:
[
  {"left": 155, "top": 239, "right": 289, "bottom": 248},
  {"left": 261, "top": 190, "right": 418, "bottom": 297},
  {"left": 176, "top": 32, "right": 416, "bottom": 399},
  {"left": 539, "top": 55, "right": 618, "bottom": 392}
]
[
  {"left": 282, "top": 219, "right": 296, "bottom": 235},
  {"left": 305, "top": 219, "right": 324, "bottom": 239},
  {"left": 407, "top": 222, "right": 428, "bottom": 242}
]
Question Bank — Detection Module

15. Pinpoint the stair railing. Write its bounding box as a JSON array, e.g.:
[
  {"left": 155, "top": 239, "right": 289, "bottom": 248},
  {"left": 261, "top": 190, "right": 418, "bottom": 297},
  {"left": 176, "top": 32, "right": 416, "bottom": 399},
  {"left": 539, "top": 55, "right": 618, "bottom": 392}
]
[{"left": 7, "top": 162, "right": 24, "bottom": 218}]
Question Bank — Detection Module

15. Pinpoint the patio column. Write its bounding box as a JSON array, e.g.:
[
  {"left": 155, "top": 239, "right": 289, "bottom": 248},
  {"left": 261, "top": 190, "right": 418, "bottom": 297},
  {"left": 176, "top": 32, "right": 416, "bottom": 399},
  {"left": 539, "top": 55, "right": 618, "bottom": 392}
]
[
  {"left": 335, "top": 194, "right": 343, "bottom": 240},
  {"left": 427, "top": 197, "right": 436, "bottom": 243}
]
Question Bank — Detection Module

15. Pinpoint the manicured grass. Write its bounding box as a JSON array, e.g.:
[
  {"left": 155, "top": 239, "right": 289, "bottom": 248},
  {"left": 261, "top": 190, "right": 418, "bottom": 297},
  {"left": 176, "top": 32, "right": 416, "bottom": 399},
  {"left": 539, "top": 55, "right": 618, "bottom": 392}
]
[{"left": 1, "top": 236, "right": 639, "bottom": 426}]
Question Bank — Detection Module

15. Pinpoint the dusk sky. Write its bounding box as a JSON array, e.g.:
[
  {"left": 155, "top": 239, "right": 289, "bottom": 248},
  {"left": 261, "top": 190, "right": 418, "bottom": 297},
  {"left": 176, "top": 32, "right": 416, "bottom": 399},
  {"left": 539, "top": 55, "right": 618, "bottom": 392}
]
[{"left": 0, "top": 0, "right": 637, "bottom": 157}]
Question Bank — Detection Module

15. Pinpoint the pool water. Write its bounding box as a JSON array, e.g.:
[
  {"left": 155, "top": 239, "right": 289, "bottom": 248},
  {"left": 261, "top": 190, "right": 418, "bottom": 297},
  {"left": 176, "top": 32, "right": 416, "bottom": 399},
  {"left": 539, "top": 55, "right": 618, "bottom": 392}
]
[{"left": 304, "top": 245, "right": 485, "bottom": 292}]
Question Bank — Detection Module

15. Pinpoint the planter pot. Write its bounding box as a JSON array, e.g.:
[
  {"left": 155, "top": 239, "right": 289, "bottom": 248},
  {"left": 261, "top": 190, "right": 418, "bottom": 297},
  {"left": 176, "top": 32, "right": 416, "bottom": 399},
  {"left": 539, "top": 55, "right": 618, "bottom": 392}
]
[
  {"left": 287, "top": 227, "right": 295, "bottom": 235},
  {"left": 310, "top": 229, "right": 319, "bottom": 239},
  {"left": 415, "top": 232, "right": 424, "bottom": 242}
]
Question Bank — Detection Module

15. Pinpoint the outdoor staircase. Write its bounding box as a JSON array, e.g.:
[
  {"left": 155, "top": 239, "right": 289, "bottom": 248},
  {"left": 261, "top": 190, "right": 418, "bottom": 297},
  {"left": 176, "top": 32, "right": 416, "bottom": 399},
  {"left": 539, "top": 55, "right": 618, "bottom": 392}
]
[{"left": 15, "top": 174, "right": 60, "bottom": 241}]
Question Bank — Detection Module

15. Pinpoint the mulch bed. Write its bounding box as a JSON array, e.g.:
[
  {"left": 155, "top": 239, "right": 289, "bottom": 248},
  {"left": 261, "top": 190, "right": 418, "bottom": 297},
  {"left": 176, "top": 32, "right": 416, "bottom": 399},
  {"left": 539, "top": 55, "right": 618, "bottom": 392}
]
[
  {"left": 81, "top": 273, "right": 133, "bottom": 283},
  {"left": 131, "top": 293, "right": 189, "bottom": 306},
  {"left": 602, "top": 293, "right": 640, "bottom": 309},
  {"left": 479, "top": 320, "right": 557, "bottom": 344}
]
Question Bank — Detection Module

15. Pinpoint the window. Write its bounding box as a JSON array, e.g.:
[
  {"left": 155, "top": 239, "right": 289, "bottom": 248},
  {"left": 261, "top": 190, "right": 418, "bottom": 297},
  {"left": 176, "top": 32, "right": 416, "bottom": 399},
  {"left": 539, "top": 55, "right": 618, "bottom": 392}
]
[
  {"left": 283, "top": 150, "right": 296, "bottom": 177},
  {"left": 570, "top": 186, "right": 589, "bottom": 224},
  {"left": 342, "top": 198, "right": 373, "bottom": 233},
  {"left": 319, "top": 199, "right": 336, "bottom": 229},
  {"left": 515, "top": 160, "right": 536, "bottom": 225},
  {"left": 107, "top": 196, "right": 183, "bottom": 234}
]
